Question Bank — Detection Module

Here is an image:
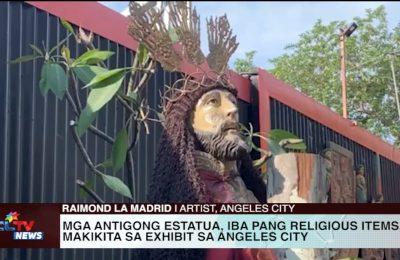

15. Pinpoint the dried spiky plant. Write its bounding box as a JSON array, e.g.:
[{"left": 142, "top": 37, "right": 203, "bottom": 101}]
[
  {"left": 128, "top": 2, "right": 181, "bottom": 71},
  {"left": 206, "top": 15, "right": 239, "bottom": 74},
  {"left": 168, "top": 2, "right": 205, "bottom": 66},
  {"left": 128, "top": 1, "right": 238, "bottom": 76},
  {"left": 128, "top": 0, "right": 240, "bottom": 126}
]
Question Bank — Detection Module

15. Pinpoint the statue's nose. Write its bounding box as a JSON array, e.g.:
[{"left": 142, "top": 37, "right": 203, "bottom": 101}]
[{"left": 226, "top": 107, "right": 238, "bottom": 121}]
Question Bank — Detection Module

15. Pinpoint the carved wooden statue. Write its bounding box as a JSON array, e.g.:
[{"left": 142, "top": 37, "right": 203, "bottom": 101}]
[
  {"left": 128, "top": 2, "right": 276, "bottom": 259},
  {"left": 356, "top": 165, "right": 368, "bottom": 203}
]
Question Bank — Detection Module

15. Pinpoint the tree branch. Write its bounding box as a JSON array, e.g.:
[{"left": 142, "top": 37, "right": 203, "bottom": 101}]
[
  {"left": 67, "top": 91, "right": 114, "bottom": 144},
  {"left": 126, "top": 151, "right": 136, "bottom": 201},
  {"left": 88, "top": 126, "right": 114, "bottom": 144},
  {"left": 76, "top": 179, "right": 105, "bottom": 203},
  {"left": 66, "top": 90, "right": 79, "bottom": 116},
  {"left": 117, "top": 94, "right": 136, "bottom": 114},
  {"left": 70, "top": 70, "right": 83, "bottom": 113},
  {"left": 69, "top": 123, "right": 103, "bottom": 176}
]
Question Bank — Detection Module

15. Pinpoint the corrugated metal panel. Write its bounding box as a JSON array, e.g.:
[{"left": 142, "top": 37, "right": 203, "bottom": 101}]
[
  {"left": 3, "top": 1, "right": 399, "bottom": 259},
  {"left": 0, "top": 1, "right": 259, "bottom": 204},
  {"left": 381, "top": 156, "right": 400, "bottom": 202},
  {"left": 269, "top": 98, "right": 396, "bottom": 201},
  {"left": 0, "top": 2, "right": 254, "bottom": 259}
]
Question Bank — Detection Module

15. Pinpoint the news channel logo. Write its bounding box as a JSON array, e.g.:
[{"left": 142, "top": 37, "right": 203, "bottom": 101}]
[{"left": 0, "top": 211, "right": 44, "bottom": 240}]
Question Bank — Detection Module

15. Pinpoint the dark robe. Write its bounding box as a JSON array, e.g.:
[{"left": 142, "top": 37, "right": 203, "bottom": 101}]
[{"left": 194, "top": 151, "right": 277, "bottom": 260}]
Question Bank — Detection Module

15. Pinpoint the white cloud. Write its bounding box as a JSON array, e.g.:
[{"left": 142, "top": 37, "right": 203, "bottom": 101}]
[{"left": 121, "top": 7, "right": 129, "bottom": 17}]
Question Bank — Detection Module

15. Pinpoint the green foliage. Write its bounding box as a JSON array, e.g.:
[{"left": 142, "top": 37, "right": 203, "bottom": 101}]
[
  {"left": 75, "top": 67, "right": 130, "bottom": 136},
  {"left": 73, "top": 65, "right": 107, "bottom": 85},
  {"left": 100, "top": 173, "right": 133, "bottom": 199},
  {"left": 39, "top": 64, "right": 51, "bottom": 95},
  {"left": 9, "top": 54, "right": 41, "bottom": 64},
  {"left": 85, "top": 74, "right": 125, "bottom": 112},
  {"left": 61, "top": 46, "right": 71, "bottom": 62},
  {"left": 76, "top": 106, "right": 96, "bottom": 137},
  {"left": 240, "top": 123, "right": 263, "bottom": 153},
  {"left": 83, "top": 67, "right": 129, "bottom": 89},
  {"left": 240, "top": 123, "right": 271, "bottom": 171},
  {"left": 60, "top": 18, "right": 75, "bottom": 35},
  {"left": 234, "top": 50, "right": 257, "bottom": 73},
  {"left": 137, "top": 43, "right": 150, "bottom": 65},
  {"left": 73, "top": 65, "right": 108, "bottom": 137},
  {"left": 29, "top": 44, "right": 44, "bottom": 56},
  {"left": 270, "top": 6, "right": 400, "bottom": 146},
  {"left": 112, "top": 129, "right": 129, "bottom": 173},
  {"left": 10, "top": 18, "right": 154, "bottom": 201},
  {"left": 266, "top": 138, "right": 286, "bottom": 156},
  {"left": 72, "top": 49, "right": 114, "bottom": 67},
  {"left": 240, "top": 125, "right": 306, "bottom": 174},
  {"left": 96, "top": 158, "right": 113, "bottom": 170},
  {"left": 38, "top": 63, "right": 68, "bottom": 99},
  {"left": 268, "top": 129, "right": 307, "bottom": 153}
]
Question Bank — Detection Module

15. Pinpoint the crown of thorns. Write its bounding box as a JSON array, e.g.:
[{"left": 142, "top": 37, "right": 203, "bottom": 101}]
[{"left": 128, "top": 1, "right": 239, "bottom": 114}]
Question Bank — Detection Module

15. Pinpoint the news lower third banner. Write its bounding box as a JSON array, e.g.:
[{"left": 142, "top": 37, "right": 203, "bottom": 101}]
[{"left": 1, "top": 203, "right": 400, "bottom": 248}]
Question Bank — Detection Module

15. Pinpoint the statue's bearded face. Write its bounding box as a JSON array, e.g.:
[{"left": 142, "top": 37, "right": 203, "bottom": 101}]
[{"left": 190, "top": 89, "right": 249, "bottom": 161}]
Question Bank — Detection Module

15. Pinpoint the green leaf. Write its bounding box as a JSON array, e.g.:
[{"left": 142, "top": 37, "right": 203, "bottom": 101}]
[
  {"left": 100, "top": 173, "right": 132, "bottom": 199},
  {"left": 268, "top": 130, "right": 307, "bottom": 152},
  {"left": 39, "top": 64, "right": 51, "bottom": 96},
  {"left": 76, "top": 106, "right": 97, "bottom": 137},
  {"left": 285, "top": 142, "right": 307, "bottom": 151},
  {"left": 234, "top": 50, "right": 256, "bottom": 73},
  {"left": 29, "top": 44, "right": 44, "bottom": 56},
  {"left": 9, "top": 54, "right": 40, "bottom": 64},
  {"left": 73, "top": 65, "right": 107, "bottom": 85},
  {"left": 280, "top": 138, "right": 303, "bottom": 144},
  {"left": 86, "top": 74, "right": 124, "bottom": 112},
  {"left": 47, "top": 63, "right": 68, "bottom": 99},
  {"left": 249, "top": 123, "right": 254, "bottom": 136},
  {"left": 137, "top": 43, "right": 149, "bottom": 65},
  {"left": 112, "top": 129, "right": 129, "bottom": 173},
  {"left": 281, "top": 138, "right": 307, "bottom": 151},
  {"left": 267, "top": 139, "right": 286, "bottom": 156},
  {"left": 60, "top": 19, "right": 74, "bottom": 34},
  {"left": 38, "top": 63, "right": 68, "bottom": 99},
  {"left": 96, "top": 158, "right": 113, "bottom": 169},
  {"left": 244, "top": 135, "right": 254, "bottom": 152},
  {"left": 83, "top": 67, "right": 129, "bottom": 89},
  {"left": 72, "top": 49, "right": 114, "bottom": 67},
  {"left": 268, "top": 129, "right": 300, "bottom": 142},
  {"left": 61, "top": 46, "right": 70, "bottom": 61}
]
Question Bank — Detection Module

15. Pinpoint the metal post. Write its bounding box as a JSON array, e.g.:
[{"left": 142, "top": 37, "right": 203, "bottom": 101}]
[
  {"left": 389, "top": 54, "right": 400, "bottom": 121},
  {"left": 340, "top": 33, "right": 347, "bottom": 119}
]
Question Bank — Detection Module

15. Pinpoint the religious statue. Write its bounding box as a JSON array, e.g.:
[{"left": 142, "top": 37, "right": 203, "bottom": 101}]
[
  {"left": 356, "top": 164, "right": 368, "bottom": 203},
  {"left": 128, "top": 1, "right": 276, "bottom": 259},
  {"left": 150, "top": 80, "right": 267, "bottom": 205}
]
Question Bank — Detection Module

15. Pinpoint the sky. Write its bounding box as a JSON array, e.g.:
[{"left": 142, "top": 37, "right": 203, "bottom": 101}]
[{"left": 100, "top": 1, "right": 400, "bottom": 70}]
